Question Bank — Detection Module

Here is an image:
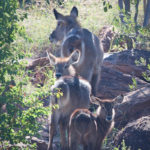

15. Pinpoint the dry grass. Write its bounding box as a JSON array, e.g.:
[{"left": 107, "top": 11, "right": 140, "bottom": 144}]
[
  {"left": 16, "top": 0, "right": 118, "bottom": 57},
  {"left": 16, "top": 0, "right": 148, "bottom": 58}
]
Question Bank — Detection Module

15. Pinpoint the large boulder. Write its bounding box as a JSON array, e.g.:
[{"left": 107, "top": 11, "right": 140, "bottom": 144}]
[
  {"left": 31, "top": 137, "right": 48, "bottom": 150},
  {"left": 97, "top": 66, "right": 147, "bottom": 99},
  {"left": 31, "top": 136, "right": 60, "bottom": 150},
  {"left": 115, "top": 84, "right": 150, "bottom": 129},
  {"left": 97, "top": 49, "right": 150, "bottom": 99},
  {"left": 114, "top": 115, "right": 150, "bottom": 150},
  {"left": 103, "top": 49, "right": 150, "bottom": 79}
]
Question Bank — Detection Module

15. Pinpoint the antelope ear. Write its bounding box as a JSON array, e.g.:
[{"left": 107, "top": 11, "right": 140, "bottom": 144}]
[
  {"left": 68, "top": 49, "right": 80, "bottom": 65},
  {"left": 91, "top": 96, "right": 102, "bottom": 105},
  {"left": 114, "top": 94, "right": 124, "bottom": 104},
  {"left": 70, "top": 6, "right": 78, "bottom": 18},
  {"left": 53, "top": 9, "right": 64, "bottom": 20},
  {"left": 47, "top": 51, "right": 56, "bottom": 65}
]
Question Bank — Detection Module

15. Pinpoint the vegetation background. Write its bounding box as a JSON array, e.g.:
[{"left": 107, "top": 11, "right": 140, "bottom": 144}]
[{"left": 0, "top": 0, "right": 150, "bottom": 149}]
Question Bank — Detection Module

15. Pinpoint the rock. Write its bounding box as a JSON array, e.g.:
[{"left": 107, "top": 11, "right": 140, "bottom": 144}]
[
  {"left": 115, "top": 84, "right": 150, "bottom": 129},
  {"left": 31, "top": 137, "right": 48, "bottom": 150},
  {"left": 103, "top": 49, "right": 150, "bottom": 80},
  {"left": 26, "top": 57, "right": 50, "bottom": 70},
  {"left": 97, "top": 49, "right": 150, "bottom": 99},
  {"left": 25, "top": 56, "right": 53, "bottom": 86},
  {"left": 114, "top": 115, "right": 150, "bottom": 150},
  {"left": 97, "top": 65, "right": 147, "bottom": 99},
  {"left": 25, "top": 47, "right": 150, "bottom": 149},
  {"left": 31, "top": 136, "right": 60, "bottom": 150}
]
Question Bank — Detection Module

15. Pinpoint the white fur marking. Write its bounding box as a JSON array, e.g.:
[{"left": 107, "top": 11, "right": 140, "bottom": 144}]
[
  {"left": 58, "top": 20, "right": 66, "bottom": 23},
  {"left": 50, "top": 78, "right": 64, "bottom": 91},
  {"left": 68, "top": 66, "right": 76, "bottom": 76},
  {"left": 92, "top": 33, "right": 95, "bottom": 46},
  {"left": 111, "top": 109, "right": 115, "bottom": 120},
  {"left": 75, "top": 41, "right": 85, "bottom": 67},
  {"left": 96, "top": 106, "right": 102, "bottom": 116},
  {"left": 94, "top": 120, "right": 98, "bottom": 131},
  {"left": 65, "top": 34, "right": 81, "bottom": 41},
  {"left": 79, "top": 79, "right": 91, "bottom": 92},
  {"left": 61, "top": 33, "right": 81, "bottom": 57}
]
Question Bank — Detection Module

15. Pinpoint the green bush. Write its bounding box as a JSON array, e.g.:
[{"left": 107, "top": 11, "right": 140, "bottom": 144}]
[{"left": 0, "top": 0, "right": 53, "bottom": 149}]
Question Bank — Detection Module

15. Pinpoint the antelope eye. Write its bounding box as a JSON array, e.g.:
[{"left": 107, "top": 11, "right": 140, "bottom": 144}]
[
  {"left": 64, "top": 64, "right": 69, "bottom": 69},
  {"left": 58, "top": 21, "right": 63, "bottom": 27}
]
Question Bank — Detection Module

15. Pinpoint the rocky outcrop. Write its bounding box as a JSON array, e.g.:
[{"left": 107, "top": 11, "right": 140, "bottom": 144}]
[
  {"left": 114, "top": 84, "right": 150, "bottom": 129},
  {"left": 114, "top": 84, "right": 150, "bottom": 150},
  {"left": 97, "top": 49, "right": 150, "bottom": 99},
  {"left": 97, "top": 65, "right": 147, "bottom": 99},
  {"left": 103, "top": 49, "right": 150, "bottom": 79},
  {"left": 25, "top": 48, "right": 150, "bottom": 150},
  {"left": 114, "top": 115, "right": 150, "bottom": 150},
  {"left": 99, "top": 49, "right": 150, "bottom": 150},
  {"left": 31, "top": 137, "right": 48, "bottom": 150}
]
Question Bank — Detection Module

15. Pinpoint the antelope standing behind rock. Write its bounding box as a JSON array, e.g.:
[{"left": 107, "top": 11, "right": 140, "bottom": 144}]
[
  {"left": 49, "top": 6, "right": 104, "bottom": 96},
  {"left": 69, "top": 95, "right": 124, "bottom": 150},
  {"left": 47, "top": 50, "right": 91, "bottom": 150}
]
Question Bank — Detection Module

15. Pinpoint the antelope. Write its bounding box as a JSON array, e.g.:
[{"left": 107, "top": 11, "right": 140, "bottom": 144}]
[
  {"left": 47, "top": 50, "right": 91, "bottom": 150},
  {"left": 49, "top": 6, "right": 104, "bottom": 96},
  {"left": 69, "top": 95, "right": 124, "bottom": 150}
]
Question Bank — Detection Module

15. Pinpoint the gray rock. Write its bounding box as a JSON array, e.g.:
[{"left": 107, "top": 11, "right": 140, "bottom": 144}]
[
  {"left": 97, "top": 65, "right": 147, "bottom": 99},
  {"left": 103, "top": 49, "right": 150, "bottom": 79},
  {"left": 114, "top": 115, "right": 150, "bottom": 150},
  {"left": 115, "top": 84, "right": 150, "bottom": 129}
]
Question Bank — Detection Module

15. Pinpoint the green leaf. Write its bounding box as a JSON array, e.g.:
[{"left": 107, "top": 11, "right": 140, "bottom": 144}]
[
  {"left": 109, "top": 4, "right": 112, "bottom": 9},
  {"left": 3, "top": 12, "right": 10, "bottom": 18},
  {"left": 103, "top": 1, "right": 106, "bottom": 6},
  {"left": 147, "top": 64, "right": 150, "bottom": 70},
  {"left": 104, "top": 6, "right": 107, "bottom": 12}
]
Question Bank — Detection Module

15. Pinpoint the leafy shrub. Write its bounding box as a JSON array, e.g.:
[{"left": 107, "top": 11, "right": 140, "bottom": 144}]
[
  {"left": 135, "top": 57, "right": 150, "bottom": 82},
  {"left": 0, "top": 0, "right": 54, "bottom": 149},
  {"left": 114, "top": 140, "right": 131, "bottom": 150}
]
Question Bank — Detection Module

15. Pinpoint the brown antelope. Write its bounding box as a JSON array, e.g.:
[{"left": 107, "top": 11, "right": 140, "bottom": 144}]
[
  {"left": 47, "top": 50, "right": 91, "bottom": 150},
  {"left": 69, "top": 95, "right": 124, "bottom": 150},
  {"left": 49, "top": 6, "right": 104, "bottom": 96}
]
